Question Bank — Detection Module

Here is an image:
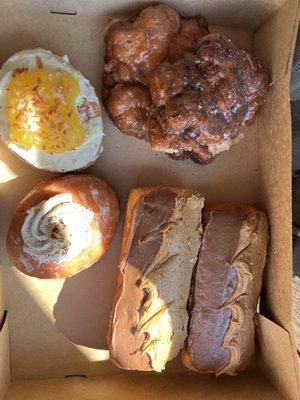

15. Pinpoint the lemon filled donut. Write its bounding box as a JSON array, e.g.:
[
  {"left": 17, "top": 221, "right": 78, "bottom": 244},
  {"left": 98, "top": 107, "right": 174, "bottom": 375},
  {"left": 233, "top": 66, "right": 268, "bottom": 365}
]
[
  {"left": 6, "top": 174, "right": 119, "bottom": 279},
  {"left": 0, "top": 49, "right": 103, "bottom": 172}
]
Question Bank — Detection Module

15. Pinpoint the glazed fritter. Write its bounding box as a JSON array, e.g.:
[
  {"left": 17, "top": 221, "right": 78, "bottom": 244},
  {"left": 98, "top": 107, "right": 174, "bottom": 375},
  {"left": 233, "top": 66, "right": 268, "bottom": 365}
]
[{"left": 103, "top": 4, "right": 269, "bottom": 164}]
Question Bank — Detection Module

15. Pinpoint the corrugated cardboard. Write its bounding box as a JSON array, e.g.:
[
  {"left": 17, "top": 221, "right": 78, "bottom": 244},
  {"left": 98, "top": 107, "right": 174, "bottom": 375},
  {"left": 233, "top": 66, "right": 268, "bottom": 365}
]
[
  {"left": 253, "top": 0, "right": 300, "bottom": 332},
  {"left": 253, "top": 0, "right": 300, "bottom": 82},
  {"left": 0, "top": 0, "right": 299, "bottom": 399}
]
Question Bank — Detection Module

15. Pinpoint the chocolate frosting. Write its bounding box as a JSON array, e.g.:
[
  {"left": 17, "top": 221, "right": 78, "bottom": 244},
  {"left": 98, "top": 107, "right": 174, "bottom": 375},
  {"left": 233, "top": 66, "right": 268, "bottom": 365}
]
[
  {"left": 110, "top": 190, "right": 175, "bottom": 371},
  {"left": 186, "top": 205, "right": 268, "bottom": 375},
  {"left": 187, "top": 209, "right": 244, "bottom": 374},
  {"left": 109, "top": 188, "right": 204, "bottom": 371}
]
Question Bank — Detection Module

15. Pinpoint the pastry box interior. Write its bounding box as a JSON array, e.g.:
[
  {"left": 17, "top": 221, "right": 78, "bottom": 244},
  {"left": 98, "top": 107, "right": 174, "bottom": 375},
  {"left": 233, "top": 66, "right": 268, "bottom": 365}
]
[{"left": 0, "top": 0, "right": 299, "bottom": 399}]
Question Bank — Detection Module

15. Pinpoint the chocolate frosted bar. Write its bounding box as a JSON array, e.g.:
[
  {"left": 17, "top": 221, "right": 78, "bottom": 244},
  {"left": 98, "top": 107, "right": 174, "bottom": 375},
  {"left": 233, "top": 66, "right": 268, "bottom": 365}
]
[
  {"left": 183, "top": 204, "right": 268, "bottom": 375},
  {"left": 109, "top": 187, "right": 204, "bottom": 372}
]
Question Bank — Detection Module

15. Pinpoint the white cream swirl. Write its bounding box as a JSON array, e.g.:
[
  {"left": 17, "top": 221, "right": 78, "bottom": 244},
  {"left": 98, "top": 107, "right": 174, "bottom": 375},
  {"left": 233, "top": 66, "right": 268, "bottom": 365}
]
[{"left": 21, "top": 193, "right": 94, "bottom": 263}]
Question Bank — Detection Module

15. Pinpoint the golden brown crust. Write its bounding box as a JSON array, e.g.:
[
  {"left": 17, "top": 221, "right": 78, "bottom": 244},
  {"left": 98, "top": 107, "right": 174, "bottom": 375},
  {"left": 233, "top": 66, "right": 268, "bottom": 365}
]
[
  {"left": 182, "top": 347, "right": 198, "bottom": 372},
  {"left": 183, "top": 202, "right": 268, "bottom": 375},
  {"left": 6, "top": 173, "right": 119, "bottom": 279}
]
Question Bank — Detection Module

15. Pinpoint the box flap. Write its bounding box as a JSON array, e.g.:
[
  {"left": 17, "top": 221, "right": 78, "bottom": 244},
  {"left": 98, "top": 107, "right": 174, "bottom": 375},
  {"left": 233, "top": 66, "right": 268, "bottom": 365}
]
[
  {"left": 0, "top": 314, "right": 10, "bottom": 400},
  {"left": 255, "top": 75, "right": 293, "bottom": 329},
  {"left": 4, "top": 370, "right": 281, "bottom": 400},
  {"left": 253, "top": 0, "right": 300, "bottom": 82},
  {"left": 256, "top": 314, "right": 299, "bottom": 400}
]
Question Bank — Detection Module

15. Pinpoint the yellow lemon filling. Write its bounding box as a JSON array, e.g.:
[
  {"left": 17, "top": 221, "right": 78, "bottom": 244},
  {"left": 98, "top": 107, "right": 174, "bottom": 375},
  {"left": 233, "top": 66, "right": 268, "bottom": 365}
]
[{"left": 6, "top": 69, "right": 85, "bottom": 153}]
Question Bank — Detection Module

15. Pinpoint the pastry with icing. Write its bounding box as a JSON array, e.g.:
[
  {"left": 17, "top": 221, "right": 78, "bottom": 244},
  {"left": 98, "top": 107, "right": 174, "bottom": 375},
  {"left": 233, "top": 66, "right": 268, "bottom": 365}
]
[
  {"left": 6, "top": 174, "right": 119, "bottom": 278},
  {"left": 0, "top": 49, "right": 103, "bottom": 172},
  {"left": 108, "top": 186, "right": 204, "bottom": 371},
  {"left": 182, "top": 203, "right": 268, "bottom": 375}
]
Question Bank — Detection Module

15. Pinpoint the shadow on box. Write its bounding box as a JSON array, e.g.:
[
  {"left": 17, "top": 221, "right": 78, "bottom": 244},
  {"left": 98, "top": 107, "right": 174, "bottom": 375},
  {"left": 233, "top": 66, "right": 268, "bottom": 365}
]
[
  {"left": 53, "top": 165, "right": 183, "bottom": 355},
  {"left": 0, "top": 122, "right": 191, "bottom": 356},
  {"left": 53, "top": 223, "right": 122, "bottom": 350},
  {"left": 0, "top": 246, "right": 89, "bottom": 375},
  {"left": 6, "top": 269, "right": 90, "bottom": 368}
]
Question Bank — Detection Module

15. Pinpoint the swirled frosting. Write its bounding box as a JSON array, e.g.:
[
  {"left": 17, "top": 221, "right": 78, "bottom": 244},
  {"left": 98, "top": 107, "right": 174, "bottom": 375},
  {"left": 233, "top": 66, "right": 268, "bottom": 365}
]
[
  {"left": 21, "top": 193, "right": 94, "bottom": 263},
  {"left": 109, "top": 189, "right": 204, "bottom": 372},
  {"left": 137, "top": 195, "right": 203, "bottom": 372}
]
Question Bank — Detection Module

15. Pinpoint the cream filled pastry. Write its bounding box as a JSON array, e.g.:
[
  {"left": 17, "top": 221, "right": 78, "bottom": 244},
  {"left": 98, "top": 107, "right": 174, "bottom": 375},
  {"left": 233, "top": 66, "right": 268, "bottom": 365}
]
[
  {"left": 22, "top": 193, "right": 94, "bottom": 264},
  {"left": 0, "top": 49, "right": 103, "bottom": 172},
  {"left": 6, "top": 174, "right": 119, "bottom": 278},
  {"left": 182, "top": 203, "right": 268, "bottom": 375},
  {"left": 108, "top": 187, "right": 204, "bottom": 372}
]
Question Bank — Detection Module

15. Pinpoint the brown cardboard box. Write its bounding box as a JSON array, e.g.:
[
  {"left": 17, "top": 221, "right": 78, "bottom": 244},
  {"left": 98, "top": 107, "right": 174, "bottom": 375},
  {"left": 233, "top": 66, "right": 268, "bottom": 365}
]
[{"left": 0, "top": 0, "right": 299, "bottom": 399}]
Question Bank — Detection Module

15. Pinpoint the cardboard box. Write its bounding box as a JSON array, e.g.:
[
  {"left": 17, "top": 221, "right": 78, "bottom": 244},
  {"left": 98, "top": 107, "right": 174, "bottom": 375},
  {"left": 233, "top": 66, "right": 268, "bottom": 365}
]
[{"left": 0, "top": 0, "right": 299, "bottom": 398}]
